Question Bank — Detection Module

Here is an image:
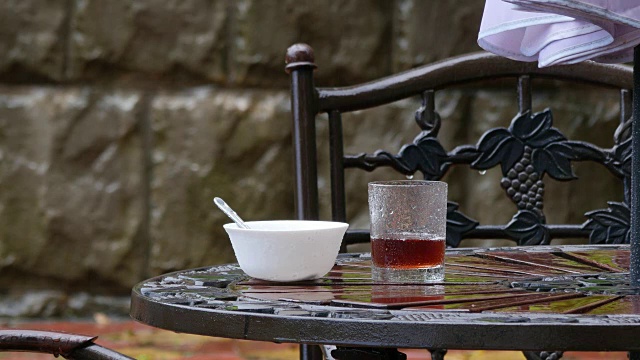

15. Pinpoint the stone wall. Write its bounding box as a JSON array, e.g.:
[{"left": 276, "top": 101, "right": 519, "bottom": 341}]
[{"left": 0, "top": 0, "right": 626, "bottom": 315}]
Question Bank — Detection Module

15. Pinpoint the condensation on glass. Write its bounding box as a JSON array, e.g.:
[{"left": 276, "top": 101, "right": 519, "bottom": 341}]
[{"left": 368, "top": 180, "right": 448, "bottom": 282}]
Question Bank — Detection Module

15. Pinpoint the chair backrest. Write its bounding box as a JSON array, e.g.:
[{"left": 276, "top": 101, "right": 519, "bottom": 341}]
[{"left": 285, "top": 43, "right": 633, "bottom": 252}]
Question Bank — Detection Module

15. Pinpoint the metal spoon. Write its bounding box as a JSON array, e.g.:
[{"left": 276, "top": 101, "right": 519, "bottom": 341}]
[{"left": 213, "top": 197, "right": 251, "bottom": 229}]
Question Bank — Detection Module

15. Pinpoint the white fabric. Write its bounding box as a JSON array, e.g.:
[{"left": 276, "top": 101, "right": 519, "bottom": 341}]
[{"left": 478, "top": 0, "right": 640, "bottom": 66}]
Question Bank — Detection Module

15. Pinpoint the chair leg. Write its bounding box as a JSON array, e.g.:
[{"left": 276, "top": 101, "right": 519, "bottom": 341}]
[{"left": 523, "top": 351, "right": 563, "bottom": 360}]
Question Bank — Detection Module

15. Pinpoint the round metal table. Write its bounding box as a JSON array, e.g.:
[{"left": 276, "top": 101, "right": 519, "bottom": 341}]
[{"left": 130, "top": 244, "right": 640, "bottom": 352}]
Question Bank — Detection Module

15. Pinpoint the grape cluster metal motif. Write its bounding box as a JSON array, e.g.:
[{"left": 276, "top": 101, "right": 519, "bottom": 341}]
[{"left": 500, "top": 146, "right": 545, "bottom": 213}]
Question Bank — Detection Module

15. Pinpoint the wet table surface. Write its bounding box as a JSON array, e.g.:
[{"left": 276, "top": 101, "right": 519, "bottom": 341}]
[{"left": 130, "top": 244, "right": 640, "bottom": 351}]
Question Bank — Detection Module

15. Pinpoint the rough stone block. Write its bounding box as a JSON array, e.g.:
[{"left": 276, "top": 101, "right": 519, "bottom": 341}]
[
  {"left": 0, "top": 0, "right": 67, "bottom": 81},
  {"left": 148, "top": 88, "right": 294, "bottom": 274},
  {"left": 0, "top": 86, "right": 145, "bottom": 289},
  {"left": 392, "top": 0, "right": 485, "bottom": 72},
  {"left": 232, "top": 0, "right": 392, "bottom": 87},
  {"left": 0, "top": 290, "right": 67, "bottom": 317},
  {"left": 69, "top": 0, "right": 228, "bottom": 82}
]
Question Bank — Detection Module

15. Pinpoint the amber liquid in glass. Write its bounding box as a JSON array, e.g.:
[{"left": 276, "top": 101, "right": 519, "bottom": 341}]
[{"left": 371, "top": 237, "right": 445, "bottom": 269}]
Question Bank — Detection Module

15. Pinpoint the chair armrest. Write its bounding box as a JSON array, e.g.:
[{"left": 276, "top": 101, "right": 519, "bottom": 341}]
[{"left": 0, "top": 330, "right": 134, "bottom": 360}]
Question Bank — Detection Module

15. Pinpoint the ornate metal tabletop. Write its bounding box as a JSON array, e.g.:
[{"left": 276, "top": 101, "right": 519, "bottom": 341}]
[{"left": 130, "top": 244, "right": 640, "bottom": 351}]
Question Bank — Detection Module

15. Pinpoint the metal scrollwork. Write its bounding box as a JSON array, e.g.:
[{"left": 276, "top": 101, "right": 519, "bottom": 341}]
[
  {"left": 415, "top": 90, "right": 440, "bottom": 134},
  {"left": 475, "top": 109, "right": 576, "bottom": 215},
  {"left": 505, "top": 210, "right": 550, "bottom": 245},
  {"left": 611, "top": 136, "right": 633, "bottom": 203},
  {"left": 446, "top": 202, "right": 479, "bottom": 247},
  {"left": 584, "top": 202, "right": 630, "bottom": 244},
  {"left": 499, "top": 145, "right": 545, "bottom": 213},
  {"left": 523, "top": 351, "right": 564, "bottom": 360},
  {"left": 473, "top": 109, "right": 575, "bottom": 180},
  {"left": 343, "top": 103, "right": 630, "bottom": 245},
  {"left": 395, "top": 132, "right": 449, "bottom": 180}
]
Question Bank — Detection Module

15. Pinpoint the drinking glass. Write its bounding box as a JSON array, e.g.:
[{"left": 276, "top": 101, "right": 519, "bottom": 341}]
[{"left": 368, "top": 180, "right": 448, "bottom": 282}]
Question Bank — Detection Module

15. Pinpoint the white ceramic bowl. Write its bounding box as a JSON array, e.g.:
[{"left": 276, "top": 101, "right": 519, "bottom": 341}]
[{"left": 223, "top": 220, "right": 349, "bottom": 282}]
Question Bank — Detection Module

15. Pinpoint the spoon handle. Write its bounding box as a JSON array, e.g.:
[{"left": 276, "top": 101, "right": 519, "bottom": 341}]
[{"left": 213, "top": 197, "right": 251, "bottom": 229}]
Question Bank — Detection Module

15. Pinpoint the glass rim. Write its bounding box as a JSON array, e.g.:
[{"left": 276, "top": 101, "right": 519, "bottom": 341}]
[{"left": 368, "top": 180, "right": 447, "bottom": 187}]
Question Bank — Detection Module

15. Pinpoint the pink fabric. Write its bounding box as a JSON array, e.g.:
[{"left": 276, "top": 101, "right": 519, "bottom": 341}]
[{"left": 478, "top": 0, "right": 640, "bottom": 66}]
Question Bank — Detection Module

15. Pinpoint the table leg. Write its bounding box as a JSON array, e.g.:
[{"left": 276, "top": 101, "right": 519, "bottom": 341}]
[
  {"left": 523, "top": 351, "right": 563, "bottom": 360},
  {"left": 331, "top": 347, "right": 407, "bottom": 360},
  {"left": 631, "top": 45, "right": 640, "bottom": 286},
  {"left": 429, "top": 348, "right": 448, "bottom": 360},
  {"left": 300, "top": 344, "right": 323, "bottom": 360}
]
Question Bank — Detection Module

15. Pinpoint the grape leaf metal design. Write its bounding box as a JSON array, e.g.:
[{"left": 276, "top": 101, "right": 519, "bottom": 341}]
[
  {"left": 473, "top": 109, "right": 576, "bottom": 180},
  {"left": 395, "top": 132, "right": 448, "bottom": 179},
  {"left": 584, "top": 202, "right": 630, "bottom": 244},
  {"left": 345, "top": 130, "right": 448, "bottom": 180},
  {"left": 505, "top": 210, "right": 550, "bottom": 245},
  {"left": 446, "top": 202, "right": 479, "bottom": 248}
]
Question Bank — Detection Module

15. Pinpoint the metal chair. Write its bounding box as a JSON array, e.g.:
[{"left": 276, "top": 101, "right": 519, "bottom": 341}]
[
  {"left": 285, "top": 43, "right": 633, "bottom": 360},
  {"left": 0, "top": 330, "right": 134, "bottom": 359}
]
